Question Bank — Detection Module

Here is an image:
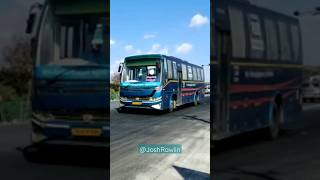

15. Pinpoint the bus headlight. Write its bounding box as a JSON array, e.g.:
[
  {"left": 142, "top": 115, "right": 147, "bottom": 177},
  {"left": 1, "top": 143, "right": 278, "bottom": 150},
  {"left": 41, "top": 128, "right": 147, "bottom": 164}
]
[
  {"left": 120, "top": 97, "right": 128, "bottom": 101},
  {"left": 150, "top": 97, "right": 162, "bottom": 101},
  {"left": 151, "top": 103, "right": 161, "bottom": 109},
  {"left": 32, "top": 112, "right": 54, "bottom": 121},
  {"left": 154, "top": 86, "right": 162, "bottom": 91}
]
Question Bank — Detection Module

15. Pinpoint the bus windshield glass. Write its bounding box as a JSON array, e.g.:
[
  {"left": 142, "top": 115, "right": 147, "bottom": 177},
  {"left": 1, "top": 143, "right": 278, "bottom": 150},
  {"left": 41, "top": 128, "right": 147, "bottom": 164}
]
[
  {"left": 38, "top": 6, "right": 107, "bottom": 66},
  {"left": 121, "top": 59, "right": 161, "bottom": 83}
]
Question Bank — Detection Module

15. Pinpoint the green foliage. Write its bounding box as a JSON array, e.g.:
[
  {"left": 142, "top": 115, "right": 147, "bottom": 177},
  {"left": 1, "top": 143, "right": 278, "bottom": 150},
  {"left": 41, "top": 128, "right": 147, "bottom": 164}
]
[
  {"left": 0, "top": 84, "right": 17, "bottom": 101},
  {"left": 110, "top": 88, "right": 119, "bottom": 101}
]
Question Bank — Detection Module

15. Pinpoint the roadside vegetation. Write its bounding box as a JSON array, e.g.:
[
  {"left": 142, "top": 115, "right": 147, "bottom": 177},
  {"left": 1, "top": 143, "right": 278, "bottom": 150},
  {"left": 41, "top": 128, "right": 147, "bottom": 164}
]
[
  {"left": 110, "top": 72, "right": 120, "bottom": 101},
  {"left": 0, "top": 36, "right": 32, "bottom": 123}
]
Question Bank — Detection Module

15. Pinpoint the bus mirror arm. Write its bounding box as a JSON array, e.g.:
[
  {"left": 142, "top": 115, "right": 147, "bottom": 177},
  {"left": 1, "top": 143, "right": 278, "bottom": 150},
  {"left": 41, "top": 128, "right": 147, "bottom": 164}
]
[
  {"left": 26, "top": 3, "right": 44, "bottom": 34},
  {"left": 118, "top": 63, "right": 123, "bottom": 73}
]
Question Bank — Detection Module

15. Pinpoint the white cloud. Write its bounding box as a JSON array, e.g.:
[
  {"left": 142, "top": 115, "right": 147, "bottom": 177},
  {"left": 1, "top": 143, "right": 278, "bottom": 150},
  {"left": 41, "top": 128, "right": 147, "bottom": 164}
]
[
  {"left": 147, "top": 43, "right": 168, "bottom": 55},
  {"left": 110, "top": 39, "right": 116, "bottom": 46},
  {"left": 143, "top": 34, "right": 156, "bottom": 39},
  {"left": 124, "top": 44, "right": 143, "bottom": 55},
  {"left": 189, "top": 14, "right": 209, "bottom": 27},
  {"left": 124, "top": 45, "right": 134, "bottom": 52},
  {"left": 176, "top": 43, "right": 193, "bottom": 54}
]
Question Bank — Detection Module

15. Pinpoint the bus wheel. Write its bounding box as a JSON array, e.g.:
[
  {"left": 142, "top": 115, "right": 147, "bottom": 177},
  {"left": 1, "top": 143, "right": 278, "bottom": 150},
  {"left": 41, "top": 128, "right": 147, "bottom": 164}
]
[
  {"left": 194, "top": 93, "right": 200, "bottom": 106},
  {"left": 168, "top": 97, "right": 176, "bottom": 112},
  {"left": 268, "top": 105, "right": 283, "bottom": 140}
]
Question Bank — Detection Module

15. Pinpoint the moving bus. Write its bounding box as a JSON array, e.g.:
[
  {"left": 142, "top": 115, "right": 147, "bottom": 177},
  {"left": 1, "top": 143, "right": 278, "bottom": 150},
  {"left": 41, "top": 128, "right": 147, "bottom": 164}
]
[
  {"left": 212, "top": 0, "right": 303, "bottom": 140},
  {"left": 118, "top": 54, "right": 206, "bottom": 112},
  {"left": 26, "top": 0, "right": 109, "bottom": 147}
]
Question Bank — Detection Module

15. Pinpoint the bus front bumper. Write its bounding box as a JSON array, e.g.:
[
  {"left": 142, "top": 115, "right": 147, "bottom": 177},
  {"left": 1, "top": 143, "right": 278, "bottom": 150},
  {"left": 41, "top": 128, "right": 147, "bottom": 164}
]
[
  {"left": 31, "top": 118, "right": 109, "bottom": 147},
  {"left": 119, "top": 99, "right": 162, "bottom": 110}
]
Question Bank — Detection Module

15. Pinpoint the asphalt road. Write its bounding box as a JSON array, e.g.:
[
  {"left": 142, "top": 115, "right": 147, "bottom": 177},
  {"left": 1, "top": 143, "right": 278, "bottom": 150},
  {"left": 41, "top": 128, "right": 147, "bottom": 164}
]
[
  {"left": 110, "top": 97, "right": 210, "bottom": 180},
  {"left": 213, "top": 103, "right": 320, "bottom": 180},
  {"left": 0, "top": 124, "right": 108, "bottom": 180}
]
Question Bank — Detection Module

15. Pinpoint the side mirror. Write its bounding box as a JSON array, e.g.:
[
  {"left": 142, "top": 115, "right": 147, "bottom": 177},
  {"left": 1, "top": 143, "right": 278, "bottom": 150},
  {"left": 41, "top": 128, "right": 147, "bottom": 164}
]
[
  {"left": 118, "top": 63, "right": 123, "bottom": 73},
  {"left": 26, "top": 13, "right": 36, "bottom": 34}
]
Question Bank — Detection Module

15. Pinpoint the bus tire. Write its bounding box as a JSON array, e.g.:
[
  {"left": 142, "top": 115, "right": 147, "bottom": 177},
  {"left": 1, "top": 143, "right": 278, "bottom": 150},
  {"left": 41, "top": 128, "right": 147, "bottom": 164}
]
[
  {"left": 194, "top": 93, "right": 200, "bottom": 106},
  {"left": 168, "top": 97, "right": 176, "bottom": 112},
  {"left": 268, "top": 105, "right": 283, "bottom": 140}
]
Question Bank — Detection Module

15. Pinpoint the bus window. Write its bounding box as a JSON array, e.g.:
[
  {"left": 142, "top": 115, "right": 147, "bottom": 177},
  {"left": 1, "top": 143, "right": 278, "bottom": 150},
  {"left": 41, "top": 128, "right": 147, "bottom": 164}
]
[
  {"left": 163, "top": 58, "right": 167, "bottom": 74},
  {"left": 192, "top": 67, "right": 197, "bottom": 81},
  {"left": 279, "top": 21, "right": 291, "bottom": 61},
  {"left": 173, "top": 61, "right": 178, "bottom": 79},
  {"left": 182, "top": 64, "right": 187, "bottom": 80},
  {"left": 188, "top": 66, "right": 193, "bottom": 80},
  {"left": 229, "top": 7, "right": 246, "bottom": 58},
  {"left": 248, "top": 13, "right": 265, "bottom": 59},
  {"left": 167, "top": 59, "right": 173, "bottom": 79},
  {"left": 265, "top": 18, "right": 279, "bottom": 61},
  {"left": 290, "top": 24, "right": 300, "bottom": 62},
  {"left": 39, "top": 7, "right": 54, "bottom": 65},
  {"left": 201, "top": 69, "right": 205, "bottom": 81}
]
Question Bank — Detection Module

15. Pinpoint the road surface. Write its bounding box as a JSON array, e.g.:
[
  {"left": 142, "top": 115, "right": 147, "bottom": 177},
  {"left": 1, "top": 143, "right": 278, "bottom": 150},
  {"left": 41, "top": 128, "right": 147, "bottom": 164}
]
[
  {"left": 0, "top": 124, "right": 108, "bottom": 180},
  {"left": 110, "top": 97, "right": 210, "bottom": 180},
  {"left": 213, "top": 103, "right": 320, "bottom": 180}
]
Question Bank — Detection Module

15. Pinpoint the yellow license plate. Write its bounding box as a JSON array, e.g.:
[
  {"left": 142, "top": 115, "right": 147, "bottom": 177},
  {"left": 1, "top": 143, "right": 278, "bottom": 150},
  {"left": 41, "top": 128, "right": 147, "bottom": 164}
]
[
  {"left": 71, "top": 128, "right": 102, "bottom": 137},
  {"left": 132, "top": 102, "right": 142, "bottom": 105}
]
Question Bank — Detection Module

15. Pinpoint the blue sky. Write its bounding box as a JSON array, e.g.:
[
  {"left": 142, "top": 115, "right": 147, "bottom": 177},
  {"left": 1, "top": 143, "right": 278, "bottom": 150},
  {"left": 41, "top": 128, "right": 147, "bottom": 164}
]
[{"left": 110, "top": 0, "right": 210, "bottom": 82}]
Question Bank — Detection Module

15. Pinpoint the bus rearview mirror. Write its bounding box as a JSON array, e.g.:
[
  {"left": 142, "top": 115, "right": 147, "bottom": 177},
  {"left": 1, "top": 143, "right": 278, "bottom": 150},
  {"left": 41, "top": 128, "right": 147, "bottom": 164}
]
[
  {"left": 118, "top": 63, "right": 123, "bottom": 73},
  {"left": 26, "top": 13, "right": 36, "bottom": 34}
]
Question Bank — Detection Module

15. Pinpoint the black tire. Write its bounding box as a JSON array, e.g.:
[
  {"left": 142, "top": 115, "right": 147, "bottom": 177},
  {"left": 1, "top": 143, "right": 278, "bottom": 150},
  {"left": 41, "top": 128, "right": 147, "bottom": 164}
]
[
  {"left": 268, "top": 105, "right": 283, "bottom": 140},
  {"left": 168, "top": 97, "right": 176, "bottom": 112},
  {"left": 117, "top": 107, "right": 125, "bottom": 113},
  {"left": 194, "top": 93, "right": 200, "bottom": 106}
]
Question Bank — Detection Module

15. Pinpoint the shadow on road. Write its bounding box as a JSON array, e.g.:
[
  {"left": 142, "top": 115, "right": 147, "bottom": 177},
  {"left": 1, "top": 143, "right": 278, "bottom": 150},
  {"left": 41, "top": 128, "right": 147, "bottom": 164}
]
[
  {"left": 116, "top": 101, "right": 203, "bottom": 115},
  {"left": 173, "top": 165, "right": 210, "bottom": 180},
  {"left": 212, "top": 129, "right": 290, "bottom": 155},
  {"left": 20, "top": 145, "right": 109, "bottom": 169}
]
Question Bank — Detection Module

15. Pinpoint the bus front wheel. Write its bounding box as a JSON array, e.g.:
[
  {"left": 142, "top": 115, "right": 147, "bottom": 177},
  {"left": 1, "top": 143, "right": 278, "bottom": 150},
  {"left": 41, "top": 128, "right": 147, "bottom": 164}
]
[{"left": 268, "top": 105, "right": 283, "bottom": 140}]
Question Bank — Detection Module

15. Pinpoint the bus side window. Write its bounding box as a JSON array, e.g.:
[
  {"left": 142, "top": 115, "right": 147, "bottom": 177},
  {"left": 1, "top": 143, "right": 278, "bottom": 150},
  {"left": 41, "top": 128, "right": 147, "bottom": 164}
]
[
  {"left": 167, "top": 60, "right": 173, "bottom": 79},
  {"left": 279, "top": 21, "right": 291, "bottom": 61},
  {"left": 229, "top": 6, "right": 246, "bottom": 58},
  {"left": 290, "top": 24, "right": 300, "bottom": 62},
  {"left": 201, "top": 69, "right": 205, "bottom": 81},
  {"left": 265, "top": 18, "right": 279, "bottom": 61},
  {"left": 192, "top": 67, "right": 197, "bottom": 81},
  {"left": 188, "top": 66, "right": 193, "bottom": 80},
  {"left": 197, "top": 68, "right": 202, "bottom": 81},
  {"left": 247, "top": 13, "right": 265, "bottom": 59},
  {"left": 182, "top": 64, "right": 187, "bottom": 80},
  {"left": 173, "top": 61, "right": 178, "bottom": 79}
]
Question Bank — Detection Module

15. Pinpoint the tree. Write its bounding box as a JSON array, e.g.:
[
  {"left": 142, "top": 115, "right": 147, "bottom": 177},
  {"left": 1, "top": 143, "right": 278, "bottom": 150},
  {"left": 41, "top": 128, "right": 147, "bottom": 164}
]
[{"left": 1, "top": 36, "right": 32, "bottom": 97}]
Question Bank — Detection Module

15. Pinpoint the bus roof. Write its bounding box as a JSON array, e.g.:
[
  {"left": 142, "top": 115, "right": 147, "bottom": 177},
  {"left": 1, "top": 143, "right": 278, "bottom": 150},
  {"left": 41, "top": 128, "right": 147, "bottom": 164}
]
[
  {"left": 215, "top": 0, "right": 299, "bottom": 30},
  {"left": 125, "top": 54, "right": 203, "bottom": 69},
  {"left": 50, "top": 0, "right": 107, "bottom": 15}
]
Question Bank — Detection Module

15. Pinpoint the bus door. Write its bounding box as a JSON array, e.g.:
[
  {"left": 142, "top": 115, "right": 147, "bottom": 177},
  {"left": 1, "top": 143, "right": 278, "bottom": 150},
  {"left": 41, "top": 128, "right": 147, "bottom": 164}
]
[
  {"left": 177, "top": 70, "right": 183, "bottom": 105},
  {"left": 216, "top": 29, "right": 231, "bottom": 134}
]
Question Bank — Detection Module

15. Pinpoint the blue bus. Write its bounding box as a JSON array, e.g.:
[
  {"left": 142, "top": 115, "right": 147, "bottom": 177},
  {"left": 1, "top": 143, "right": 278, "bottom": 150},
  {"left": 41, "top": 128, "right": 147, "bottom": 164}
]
[
  {"left": 26, "top": 0, "right": 109, "bottom": 147},
  {"left": 212, "top": 0, "right": 303, "bottom": 140},
  {"left": 118, "top": 54, "right": 206, "bottom": 112}
]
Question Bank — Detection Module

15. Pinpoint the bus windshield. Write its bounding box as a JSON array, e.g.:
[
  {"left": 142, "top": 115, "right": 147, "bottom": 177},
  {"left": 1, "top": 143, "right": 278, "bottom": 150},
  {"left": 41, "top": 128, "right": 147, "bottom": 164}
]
[
  {"left": 37, "top": 6, "right": 108, "bottom": 66},
  {"left": 122, "top": 65, "right": 160, "bottom": 83}
]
